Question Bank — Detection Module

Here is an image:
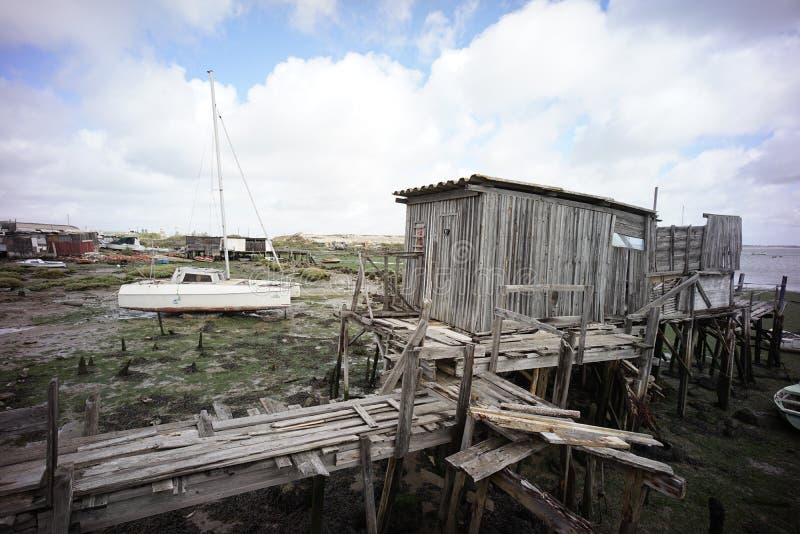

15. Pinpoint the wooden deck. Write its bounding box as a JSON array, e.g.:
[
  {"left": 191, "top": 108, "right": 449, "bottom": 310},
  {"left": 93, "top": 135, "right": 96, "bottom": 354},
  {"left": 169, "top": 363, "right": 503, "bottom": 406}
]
[{"left": 348, "top": 312, "right": 645, "bottom": 377}]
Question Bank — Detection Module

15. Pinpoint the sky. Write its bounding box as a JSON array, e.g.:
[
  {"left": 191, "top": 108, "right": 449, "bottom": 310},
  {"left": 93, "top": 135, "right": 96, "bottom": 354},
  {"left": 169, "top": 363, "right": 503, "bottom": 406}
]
[{"left": 0, "top": 0, "right": 799, "bottom": 245}]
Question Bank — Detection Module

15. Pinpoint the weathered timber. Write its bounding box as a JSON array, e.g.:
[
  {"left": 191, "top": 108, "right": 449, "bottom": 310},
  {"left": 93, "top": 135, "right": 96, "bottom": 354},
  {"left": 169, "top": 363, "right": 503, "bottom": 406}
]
[
  {"left": 83, "top": 393, "right": 99, "bottom": 437},
  {"left": 491, "top": 468, "right": 594, "bottom": 534},
  {"left": 499, "top": 402, "right": 580, "bottom": 419},
  {"left": 379, "top": 299, "right": 431, "bottom": 394},
  {"left": 359, "top": 436, "right": 378, "bottom": 534}
]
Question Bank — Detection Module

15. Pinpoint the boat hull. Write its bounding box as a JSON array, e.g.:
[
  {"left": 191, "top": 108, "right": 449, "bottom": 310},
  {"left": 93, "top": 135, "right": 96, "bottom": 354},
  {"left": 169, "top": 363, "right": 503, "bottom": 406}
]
[
  {"left": 774, "top": 384, "right": 800, "bottom": 431},
  {"left": 118, "top": 280, "right": 291, "bottom": 312}
]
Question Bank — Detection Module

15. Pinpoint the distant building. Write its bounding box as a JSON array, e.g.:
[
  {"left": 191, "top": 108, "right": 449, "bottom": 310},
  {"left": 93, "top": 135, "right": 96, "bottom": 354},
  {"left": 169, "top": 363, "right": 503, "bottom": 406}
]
[
  {"left": 185, "top": 235, "right": 273, "bottom": 259},
  {"left": 0, "top": 220, "right": 98, "bottom": 258}
]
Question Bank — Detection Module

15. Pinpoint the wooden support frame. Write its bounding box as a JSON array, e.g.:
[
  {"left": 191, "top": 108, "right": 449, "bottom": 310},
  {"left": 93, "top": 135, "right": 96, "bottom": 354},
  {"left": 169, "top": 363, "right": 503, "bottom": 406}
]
[{"left": 360, "top": 436, "right": 378, "bottom": 534}]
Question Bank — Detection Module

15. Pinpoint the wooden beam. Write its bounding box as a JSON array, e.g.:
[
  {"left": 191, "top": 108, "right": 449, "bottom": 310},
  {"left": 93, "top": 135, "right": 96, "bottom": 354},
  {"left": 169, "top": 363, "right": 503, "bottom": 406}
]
[
  {"left": 491, "top": 469, "right": 593, "bottom": 534},
  {"left": 635, "top": 307, "right": 661, "bottom": 400},
  {"left": 453, "top": 344, "right": 476, "bottom": 452},
  {"left": 495, "top": 307, "right": 565, "bottom": 337},
  {"left": 310, "top": 474, "right": 325, "bottom": 534},
  {"left": 499, "top": 403, "right": 581, "bottom": 419},
  {"left": 197, "top": 410, "right": 214, "bottom": 437},
  {"left": 629, "top": 273, "right": 700, "bottom": 317},
  {"left": 360, "top": 436, "right": 377, "bottom": 534},
  {"left": 552, "top": 334, "right": 575, "bottom": 409},
  {"left": 394, "top": 348, "right": 419, "bottom": 458},
  {"left": 379, "top": 299, "right": 431, "bottom": 394}
]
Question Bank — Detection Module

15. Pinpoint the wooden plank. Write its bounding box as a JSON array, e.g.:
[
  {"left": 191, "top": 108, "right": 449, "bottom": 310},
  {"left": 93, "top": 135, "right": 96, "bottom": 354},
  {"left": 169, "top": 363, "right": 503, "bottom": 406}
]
[
  {"left": 359, "top": 436, "right": 378, "bottom": 534},
  {"left": 489, "top": 316, "right": 503, "bottom": 374},
  {"left": 499, "top": 403, "right": 580, "bottom": 419},
  {"left": 630, "top": 273, "right": 699, "bottom": 316},
  {"left": 376, "top": 456, "right": 403, "bottom": 534},
  {"left": 458, "top": 440, "right": 544, "bottom": 482},
  {"left": 354, "top": 404, "right": 378, "bottom": 428},
  {"left": 491, "top": 469, "right": 593, "bottom": 534}
]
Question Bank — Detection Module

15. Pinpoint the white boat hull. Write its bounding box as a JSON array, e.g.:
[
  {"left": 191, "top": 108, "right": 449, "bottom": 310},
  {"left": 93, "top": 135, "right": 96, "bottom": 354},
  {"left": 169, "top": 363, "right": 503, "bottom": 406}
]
[{"left": 118, "top": 279, "right": 291, "bottom": 312}]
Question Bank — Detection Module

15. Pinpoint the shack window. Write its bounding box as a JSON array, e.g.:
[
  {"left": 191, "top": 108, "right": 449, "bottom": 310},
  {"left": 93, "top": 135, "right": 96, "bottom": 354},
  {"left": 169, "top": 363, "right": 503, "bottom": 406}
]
[
  {"left": 183, "top": 274, "right": 213, "bottom": 283},
  {"left": 413, "top": 223, "right": 425, "bottom": 253},
  {"left": 612, "top": 233, "right": 644, "bottom": 250}
]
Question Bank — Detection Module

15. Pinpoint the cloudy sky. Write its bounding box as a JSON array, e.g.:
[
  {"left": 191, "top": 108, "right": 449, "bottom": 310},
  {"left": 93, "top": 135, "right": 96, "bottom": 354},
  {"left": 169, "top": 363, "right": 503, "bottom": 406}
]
[{"left": 1, "top": 0, "right": 798, "bottom": 244}]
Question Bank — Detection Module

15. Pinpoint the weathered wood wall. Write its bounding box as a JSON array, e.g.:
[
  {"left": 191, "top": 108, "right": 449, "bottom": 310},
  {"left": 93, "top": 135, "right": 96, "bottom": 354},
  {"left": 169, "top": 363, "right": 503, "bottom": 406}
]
[
  {"left": 400, "top": 188, "right": 653, "bottom": 332},
  {"left": 654, "top": 225, "right": 704, "bottom": 273},
  {"left": 701, "top": 214, "right": 741, "bottom": 271}
]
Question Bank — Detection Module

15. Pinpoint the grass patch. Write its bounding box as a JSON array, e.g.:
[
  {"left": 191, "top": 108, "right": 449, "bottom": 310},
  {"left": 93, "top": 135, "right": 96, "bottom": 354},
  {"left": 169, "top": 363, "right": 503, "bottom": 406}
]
[
  {"left": 64, "top": 275, "right": 124, "bottom": 291},
  {"left": 0, "top": 277, "right": 23, "bottom": 289},
  {"left": 31, "top": 269, "right": 67, "bottom": 279},
  {"left": 300, "top": 267, "right": 330, "bottom": 281}
]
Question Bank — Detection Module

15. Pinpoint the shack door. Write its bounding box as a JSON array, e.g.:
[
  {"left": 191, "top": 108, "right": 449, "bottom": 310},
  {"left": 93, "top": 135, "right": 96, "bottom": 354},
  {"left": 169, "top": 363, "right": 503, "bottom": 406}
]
[{"left": 432, "top": 213, "right": 456, "bottom": 301}]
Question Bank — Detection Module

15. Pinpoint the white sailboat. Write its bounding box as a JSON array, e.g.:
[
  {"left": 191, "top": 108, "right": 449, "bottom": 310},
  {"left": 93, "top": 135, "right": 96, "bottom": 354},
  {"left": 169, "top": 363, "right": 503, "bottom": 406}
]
[{"left": 118, "top": 70, "right": 291, "bottom": 313}]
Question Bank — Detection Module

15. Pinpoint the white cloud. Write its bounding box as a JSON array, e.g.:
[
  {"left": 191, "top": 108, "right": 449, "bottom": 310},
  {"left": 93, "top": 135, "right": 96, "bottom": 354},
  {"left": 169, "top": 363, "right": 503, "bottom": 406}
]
[
  {"left": 274, "top": 0, "right": 338, "bottom": 32},
  {"left": 381, "top": 0, "right": 415, "bottom": 24},
  {"left": 1, "top": 0, "right": 799, "bottom": 245}
]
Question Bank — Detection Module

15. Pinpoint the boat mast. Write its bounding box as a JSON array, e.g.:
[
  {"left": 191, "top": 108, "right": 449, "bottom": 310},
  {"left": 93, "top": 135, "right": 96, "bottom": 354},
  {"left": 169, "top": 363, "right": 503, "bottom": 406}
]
[{"left": 208, "top": 69, "right": 230, "bottom": 280}]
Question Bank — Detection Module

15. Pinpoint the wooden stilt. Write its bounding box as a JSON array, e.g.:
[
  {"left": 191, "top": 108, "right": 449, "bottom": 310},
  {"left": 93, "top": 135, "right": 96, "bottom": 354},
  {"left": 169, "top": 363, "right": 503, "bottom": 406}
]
[
  {"left": 618, "top": 469, "right": 646, "bottom": 534},
  {"left": 310, "top": 475, "right": 325, "bottom": 534},
  {"left": 552, "top": 333, "right": 576, "bottom": 409},
  {"left": 717, "top": 319, "right": 735, "bottom": 410},
  {"left": 582, "top": 454, "right": 596, "bottom": 519},
  {"left": 595, "top": 361, "right": 616, "bottom": 426},
  {"left": 754, "top": 318, "right": 762, "bottom": 364},
  {"left": 343, "top": 327, "right": 350, "bottom": 401},
  {"left": 360, "top": 436, "right": 378, "bottom": 534},
  {"left": 467, "top": 479, "right": 490, "bottom": 534},
  {"left": 157, "top": 312, "right": 165, "bottom": 336},
  {"left": 377, "top": 456, "right": 404, "bottom": 534},
  {"left": 677, "top": 319, "right": 694, "bottom": 418},
  {"left": 83, "top": 392, "right": 99, "bottom": 437},
  {"left": 45, "top": 377, "right": 59, "bottom": 506},
  {"left": 51, "top": 465, "right": 74, "bottom": 534}
]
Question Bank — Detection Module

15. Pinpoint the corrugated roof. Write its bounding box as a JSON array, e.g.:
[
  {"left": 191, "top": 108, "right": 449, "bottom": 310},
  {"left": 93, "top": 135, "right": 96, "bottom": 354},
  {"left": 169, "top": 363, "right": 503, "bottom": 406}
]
[{"left": 393, "top": 174, "right": 654, "bottom": 215}]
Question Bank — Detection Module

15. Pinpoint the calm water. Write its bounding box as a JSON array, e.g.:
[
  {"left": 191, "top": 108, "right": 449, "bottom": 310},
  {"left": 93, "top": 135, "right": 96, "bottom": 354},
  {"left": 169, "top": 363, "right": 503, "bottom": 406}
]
[{"left": 737, "top": 246, "right": 800, "bottom": 292}]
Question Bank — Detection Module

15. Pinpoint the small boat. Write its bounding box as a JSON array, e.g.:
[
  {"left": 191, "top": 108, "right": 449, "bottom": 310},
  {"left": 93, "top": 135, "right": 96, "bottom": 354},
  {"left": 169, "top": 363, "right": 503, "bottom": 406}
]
[
  {"left": 118, "top": 267, "right": 292, "bottom": 312},
  {"left": 774, "top": 384, "right": 800, "bottom": 430},
  {"left": 104, "top": 237, "right": 146, "bottom": 252},
  {"left": 781, "top": 332, "right": 800, "bottom": 353},
  {"left": 118, "top": 70, "right": 290, "bottom": 313},
  {"left": 194, "top": 256, "right": 215, "bottom": 263},
  {"left": 321, "top": 257, "right": 341, "bottom": 264},
  {"left": 16, "top": 259, "right": 66, "bottom": 268}
]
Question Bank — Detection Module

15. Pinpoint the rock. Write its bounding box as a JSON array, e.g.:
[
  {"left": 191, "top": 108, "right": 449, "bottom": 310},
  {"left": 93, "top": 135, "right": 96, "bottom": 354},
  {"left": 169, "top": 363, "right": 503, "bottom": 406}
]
[
  {"left": 59, "top": 420, "right": 84, "bottom": 439},
  {"left": 733, "top": 408, "right": 759, "bottom": 426},
  {"left": 722, "top": 417, "right": 739, "bottom": 437}
]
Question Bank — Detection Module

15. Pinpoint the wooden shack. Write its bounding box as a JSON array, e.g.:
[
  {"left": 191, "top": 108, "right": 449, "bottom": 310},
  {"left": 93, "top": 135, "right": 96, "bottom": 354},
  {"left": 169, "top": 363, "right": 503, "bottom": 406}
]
[
  {"left": 394, "top": 175, "right": 657, "bottom": 333},
  {"left": 394, "top": 176, "right": 744, "bottom": 333}
]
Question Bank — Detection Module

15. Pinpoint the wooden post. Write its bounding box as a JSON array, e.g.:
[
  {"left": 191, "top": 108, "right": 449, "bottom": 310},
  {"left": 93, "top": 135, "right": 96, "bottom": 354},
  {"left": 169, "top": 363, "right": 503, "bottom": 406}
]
[
  {"left": 197, "top": 410, "right": 214, "bottom": 437},
  {"left": 618, "top": 469, "right": 646, "bottom": 534},
  {"left": 582, "top": 454, "right": 596, "bottom": 519},
  {"left": 311, "top": 474, "right": 325, "bottom": 534},
  {"left": 467, "top": 479, "right": 490, "bottom": 534},
  {"left": 754, "top": 318, "right": 762, "bottom": 364},
  {"left": 595, "top": 361, "right": 616, "bottom": 425},
  {"left": 157, "top": 312, "right": 165, "bottom": 336},
  {"left": 443, "top": 417, "right": 476, "bottom": 534},
  {"left": 736, "top": 273, "right": 745, "bottom": 292},
  {"left": 121, "top": 337, "right": 126, "bottom": 352},
  {"left": 343, "top": 327, "right": 350, "bottom": 401},
  {"left": 636, "top": 308, "right": 661, "bottom": 400},
  {"left": 83, "top": 392, "right": 99, "bottom": 437},
  {"left": 352, "top": 252, "right": 364, "bottom": 311},
  {"left": 377, "top": 457, "right": 404, "bottom": 534},
  {"left": 552, "top": 332, "right": 575, "bottom": 409},
  {"left": 333, "top": 307, "right": 346, "bottom": 398},
  {"left": 383, "top": 255, "right": 390, "bottom": 312},
  {"left": 488, "top": 316, "right": 503, "bottom": 374},
  {"left": 717, "top": 319, "right": 736, "bottom": 410},
  {"left": 742, "top": 307, "right": 753, "bottom": 383},
  {"left": 360, "top": 436, "right": 377, "bottom": 534},
  {"left": 45, "top": 377, "right": 59, "bottom": 506},
  {"left": 452, "top": 344, "right": 476, "bottom": 452},
  {"left": 677, "top": 319, "right": 695, "bottom": 418},
  {"left": 394, "top": 348, "right": 419, "bottom": 458},
  {"left": 51, "top": 465, "right": 74, "bottom": 534},
  {"left": 768, "top": 276, "right": 787, "bottom": 366}
]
